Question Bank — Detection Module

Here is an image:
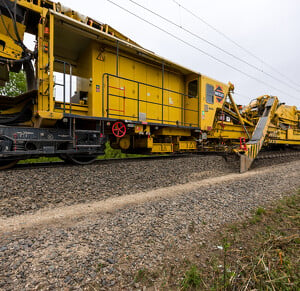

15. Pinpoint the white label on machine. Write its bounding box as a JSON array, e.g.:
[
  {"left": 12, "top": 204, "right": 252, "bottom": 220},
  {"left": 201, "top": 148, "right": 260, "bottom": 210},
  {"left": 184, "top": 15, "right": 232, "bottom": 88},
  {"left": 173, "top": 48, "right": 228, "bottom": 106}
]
[
  {"left": 139, "top": 112, "right": 146, "bottom": 121},
  {"left": 169, "top": 97, "right": 174, "bottom": 105}
]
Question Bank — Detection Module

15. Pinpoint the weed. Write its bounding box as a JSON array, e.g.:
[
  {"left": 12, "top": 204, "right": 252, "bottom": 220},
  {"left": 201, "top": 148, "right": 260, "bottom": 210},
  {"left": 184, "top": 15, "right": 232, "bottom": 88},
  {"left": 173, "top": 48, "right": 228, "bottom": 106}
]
[
  {"left": 165, "top": 191, "right": 300, "bottom": 290},
  {"left": 18, "top": 156, "right": 62, "bottom": 164},
  {"left": 134, "top": 268, "right": 147, "bottom": 283},
  {"left": 229, "top": 225, "right": 238, "bottom": 233},
  {"left": 256, "top": 207, "right": 266, "bottom": 216},
  {"left": 181, "top": 265, "right": 202, "bottom": 290},
  {"left": 222, "top": 237, "right": 231, "bottom": 289},
  {"left": 133, "top": 267, "right": 158, "bottom": 286},
  {"left": 96, "top": 262, "right": 107, "bottom": 272},
  {"left": 250, "top": 215, "right": 262, "bottom": 224},
  {"left": 250, "top": 207, "right": 266, "bottom": 224}
]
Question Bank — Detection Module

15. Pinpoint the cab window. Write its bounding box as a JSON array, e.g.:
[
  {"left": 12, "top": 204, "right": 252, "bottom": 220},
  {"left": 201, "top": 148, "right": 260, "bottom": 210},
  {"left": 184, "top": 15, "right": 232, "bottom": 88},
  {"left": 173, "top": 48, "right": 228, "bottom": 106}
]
[
  {"left": 206, "top": 84, "right": 214, "bottom": 104},
  {"left": 188, "top": 80, "right": 198, "bottom": 98}
]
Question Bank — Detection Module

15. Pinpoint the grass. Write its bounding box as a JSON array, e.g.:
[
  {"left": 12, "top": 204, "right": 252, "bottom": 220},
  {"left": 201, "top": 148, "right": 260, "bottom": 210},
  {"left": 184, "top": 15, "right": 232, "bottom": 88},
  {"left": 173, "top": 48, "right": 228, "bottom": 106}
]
[
  {"left": 146, "top": 189, "right": 300, "bottom": 290},
  {"left": 133, "top": 268, "right": 159, "bottom": 286},
  {"left": 181, "top": 265, "right": 202, "bottom": 290},
  {"left": 18, "top": 156, "right": 62, "bottom": 164},
  {"left": 17, "top": 142, "right": 148, "bottom": 164},
  {"left": 134, "top": 268, "right": 147, "bottom": 283},
  {"left": 250, "top": 206, "right": 266, "bottom": 224},
  {"left": 178, "top": 190, "right": 300, "bottom": 290}
]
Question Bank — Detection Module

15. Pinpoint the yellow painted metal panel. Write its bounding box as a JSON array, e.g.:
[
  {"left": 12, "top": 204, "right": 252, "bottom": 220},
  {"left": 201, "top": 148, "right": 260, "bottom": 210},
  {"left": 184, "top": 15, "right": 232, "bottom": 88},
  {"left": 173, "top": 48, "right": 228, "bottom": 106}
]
[
  {"left": 155, "top": 128, "right": 191, "bottom": 136},
  {"left": 200, "top": 75, "right": 229, "bottom": 131},
  {"left": 178, "top": 141, "right": 197, "bottom": 150},
  {"left": 152, "top": 143, "right": 173, "bottom": 153},
  {"left": 208, "top": 123, "right": 251, "bottom": 140}
]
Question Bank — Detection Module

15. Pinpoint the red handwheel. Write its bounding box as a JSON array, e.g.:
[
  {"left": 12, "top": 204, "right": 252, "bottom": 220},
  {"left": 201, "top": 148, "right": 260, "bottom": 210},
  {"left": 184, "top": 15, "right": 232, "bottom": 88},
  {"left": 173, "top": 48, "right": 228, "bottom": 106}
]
[{"left": 112, "top": 121, "right": 126, "bottom": 138}]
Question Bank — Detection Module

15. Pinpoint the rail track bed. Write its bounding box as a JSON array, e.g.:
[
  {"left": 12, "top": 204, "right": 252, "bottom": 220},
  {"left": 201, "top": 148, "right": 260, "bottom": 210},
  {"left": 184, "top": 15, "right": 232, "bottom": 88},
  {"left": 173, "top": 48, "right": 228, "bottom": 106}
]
[
  {"left": 1, "top": 155, "right": 233, "bottom": 218},
  {"left": 1, "top": 152, "right": 299, "bottom": 218}
]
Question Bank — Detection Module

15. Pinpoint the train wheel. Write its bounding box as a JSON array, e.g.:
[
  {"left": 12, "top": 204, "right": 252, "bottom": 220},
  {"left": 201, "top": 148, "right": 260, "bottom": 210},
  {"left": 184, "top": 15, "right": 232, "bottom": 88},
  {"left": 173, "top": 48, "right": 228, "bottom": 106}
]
[
  {"left": 0, "top": 160, "right": 19, "bottom": 170},
  {"left": 63, "top": 154, "right": 98, "bottom": 165},
  {"left": 112, "top": 121, "right": 126, "bottom": 138}
]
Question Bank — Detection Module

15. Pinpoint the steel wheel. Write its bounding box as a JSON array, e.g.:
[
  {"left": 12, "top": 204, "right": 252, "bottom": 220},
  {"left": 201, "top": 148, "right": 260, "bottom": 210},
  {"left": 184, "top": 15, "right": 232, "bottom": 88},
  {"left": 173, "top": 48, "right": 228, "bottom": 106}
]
[
  {"left": 63, "top": 154, "right": 98, "bottom": 165},
  {"left": 0, "top": 160, "right": 19, "bottom": 170}
]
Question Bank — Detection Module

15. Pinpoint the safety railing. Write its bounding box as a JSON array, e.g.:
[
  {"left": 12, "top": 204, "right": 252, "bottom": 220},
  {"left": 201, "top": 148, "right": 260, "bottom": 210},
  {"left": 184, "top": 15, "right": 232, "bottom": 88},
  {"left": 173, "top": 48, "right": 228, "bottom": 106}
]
[{"left": 102, "top": 73, "right": 200, "bottom": 127}]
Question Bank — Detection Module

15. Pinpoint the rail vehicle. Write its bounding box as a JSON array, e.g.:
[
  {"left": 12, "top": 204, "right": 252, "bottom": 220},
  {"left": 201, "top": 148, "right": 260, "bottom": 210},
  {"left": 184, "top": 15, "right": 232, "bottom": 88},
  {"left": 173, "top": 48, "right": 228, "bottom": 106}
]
[{"left": 0, "top": 0, "right": 299, "bottom": 171}]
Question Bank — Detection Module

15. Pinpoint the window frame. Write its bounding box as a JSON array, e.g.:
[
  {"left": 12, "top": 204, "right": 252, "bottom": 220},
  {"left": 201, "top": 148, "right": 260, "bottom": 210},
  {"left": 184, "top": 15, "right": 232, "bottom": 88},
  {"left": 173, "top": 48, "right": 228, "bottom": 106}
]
[
  {"left": 187, "top": 79, "right": 198, "bottom": 98},
  {"left": 206, "top": 83, "right": 214, "bottom": 104}
]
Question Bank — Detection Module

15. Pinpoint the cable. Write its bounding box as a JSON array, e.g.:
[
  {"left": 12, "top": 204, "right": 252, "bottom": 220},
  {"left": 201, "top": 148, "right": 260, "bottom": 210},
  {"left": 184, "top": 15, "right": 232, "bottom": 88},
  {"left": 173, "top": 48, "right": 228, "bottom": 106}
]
[
  {"left": 128, "top": 0, "right": 300, "bottom": 94},
  {"left": 13, "top": 0, "right": 24, "bottom": 46},
  {"left": 0, "top": 0, "right": 27, "bottom": 50},
  {"left": 106, "top": 0, "right": 299, "bottom": 102},
  {"left": 172, "top": 0, "right": 300, "bottom": 90}
]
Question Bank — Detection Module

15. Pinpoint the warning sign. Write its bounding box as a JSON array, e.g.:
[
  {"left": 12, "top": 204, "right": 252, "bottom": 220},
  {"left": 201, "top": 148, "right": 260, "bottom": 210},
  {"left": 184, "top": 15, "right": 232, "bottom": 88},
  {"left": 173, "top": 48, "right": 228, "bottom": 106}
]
[{"left": 215, "top": 86, "right": 224, "bottom": 103}]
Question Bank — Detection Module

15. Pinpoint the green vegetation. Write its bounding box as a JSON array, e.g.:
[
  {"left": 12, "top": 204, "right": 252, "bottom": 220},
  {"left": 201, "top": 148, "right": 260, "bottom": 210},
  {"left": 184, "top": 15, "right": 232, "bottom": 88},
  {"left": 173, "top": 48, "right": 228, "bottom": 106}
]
[
  {"left": 88, "top": 191, "right": 299, "bottom": 290},
  {"left": 255, "top": 206, "right": 266, "bottom": 216},
  {"left": 122, "top": 190, "right": 299, "bottom": 290},
  {"left": 181, "top": 265, "right": 202, "bottom": 290},
  {"left": 0, "top": 71, "right": 27, "bottom": 96},
  {"left": 250, "top": 206, "right": 266, "bottom": 224},
  {"left": 132, "top": 267, "right": 159, "bottom": 286},
  {"left": 176, "top": 191, "right": 300, "bottom": 290},
  {"left": 104, "top": 141, "right": 128, "bottom": 159},
  {"left": 17, "top": 142, "right": 146, "bottom": 164},
  {"left": 18, "top": 156, "right": 62, "bottom": 164},
  {"left": 134, "top": 268, "right": 147, "bottom": 283}
]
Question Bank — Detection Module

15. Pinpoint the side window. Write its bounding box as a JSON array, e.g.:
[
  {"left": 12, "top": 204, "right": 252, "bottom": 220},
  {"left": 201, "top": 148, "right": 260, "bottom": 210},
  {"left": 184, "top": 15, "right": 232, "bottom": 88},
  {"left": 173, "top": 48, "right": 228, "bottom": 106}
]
[
  {"left": 188, "top": 80, "right": 198, "bottom": 98},
  {"left": 206, "top": 84, "right": 214, "bottom": 104}
]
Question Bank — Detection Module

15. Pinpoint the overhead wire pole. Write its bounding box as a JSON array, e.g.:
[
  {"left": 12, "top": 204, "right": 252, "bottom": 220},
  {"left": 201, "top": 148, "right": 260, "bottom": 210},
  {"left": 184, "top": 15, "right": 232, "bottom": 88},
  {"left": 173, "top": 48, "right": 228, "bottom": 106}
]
[
  {"left": 171, "top": 0, "right": 300, "bottom": 90},
  {"left": 106, "top": 0, "right": 299, "bottom": 103},
  {"left": 128, "top": 0, "right": 300, "bottom": 94}
]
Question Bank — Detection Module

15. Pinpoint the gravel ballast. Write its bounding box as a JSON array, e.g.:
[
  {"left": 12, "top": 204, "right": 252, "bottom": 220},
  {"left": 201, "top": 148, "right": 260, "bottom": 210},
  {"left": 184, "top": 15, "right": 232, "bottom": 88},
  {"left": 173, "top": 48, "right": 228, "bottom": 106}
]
[
  {"left": 0, "top": 159, "right": 299, "bottom": 290},
  {"left": 0, "top": 155, "right": 235, "bottom": 217}
]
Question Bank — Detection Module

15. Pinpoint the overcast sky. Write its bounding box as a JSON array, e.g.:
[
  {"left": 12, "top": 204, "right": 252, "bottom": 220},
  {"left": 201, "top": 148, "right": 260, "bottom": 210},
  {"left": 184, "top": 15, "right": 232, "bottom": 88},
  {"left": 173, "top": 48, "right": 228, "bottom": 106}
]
[{"left": 45, "top": 0, "right": 300, "bottom": 106}]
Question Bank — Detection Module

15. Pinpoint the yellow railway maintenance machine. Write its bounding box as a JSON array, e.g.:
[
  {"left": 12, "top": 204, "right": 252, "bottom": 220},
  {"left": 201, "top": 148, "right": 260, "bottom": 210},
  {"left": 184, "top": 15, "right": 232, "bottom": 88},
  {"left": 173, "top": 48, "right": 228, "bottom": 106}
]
[
  {"left": 208, "top": 94, "right": 300, "bottom": 172},
  {"left": 0, "top": 0, "right": 299, "bottom": 170}
]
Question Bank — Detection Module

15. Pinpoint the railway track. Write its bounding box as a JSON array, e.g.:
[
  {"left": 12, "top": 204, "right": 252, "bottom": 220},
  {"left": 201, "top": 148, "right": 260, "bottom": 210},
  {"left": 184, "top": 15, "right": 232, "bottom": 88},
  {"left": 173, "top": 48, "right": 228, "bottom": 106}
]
[
  {"left": 10, "top": 149, "right": 300, "bottom": 170},
  {"left": 256, "top": 150, "right": 300, "bottom": 160},
  {"left": 13, "top": 153, "right": 194, "bottom": 170}
]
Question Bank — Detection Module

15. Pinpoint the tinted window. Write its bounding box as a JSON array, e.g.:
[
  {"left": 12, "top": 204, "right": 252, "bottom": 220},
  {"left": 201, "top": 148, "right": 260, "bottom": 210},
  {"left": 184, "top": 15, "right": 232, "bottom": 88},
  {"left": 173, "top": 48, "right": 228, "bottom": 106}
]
[
  {"left": 206, "top": 84, "right": 214, "bottom": 104},
  {"left": 188, "top": 80, "right": 198, "bottom": 98}
]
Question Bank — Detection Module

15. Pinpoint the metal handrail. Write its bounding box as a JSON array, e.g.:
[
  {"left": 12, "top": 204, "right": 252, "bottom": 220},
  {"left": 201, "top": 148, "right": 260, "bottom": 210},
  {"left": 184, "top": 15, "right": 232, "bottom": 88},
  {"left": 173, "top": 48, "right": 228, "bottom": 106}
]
[
  {"left": 103, "top": 73, "right": 200, "bottom": 127},
  {"left": 103, "top": 73, "right": 197, "bottom": 98}
]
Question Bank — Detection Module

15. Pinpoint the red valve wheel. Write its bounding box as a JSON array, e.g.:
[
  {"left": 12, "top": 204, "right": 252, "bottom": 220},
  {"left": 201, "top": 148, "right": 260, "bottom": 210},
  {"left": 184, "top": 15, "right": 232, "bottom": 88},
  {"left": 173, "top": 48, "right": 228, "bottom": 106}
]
[{"left": 112, "top": 121, "right": 126, "bottom": 138}]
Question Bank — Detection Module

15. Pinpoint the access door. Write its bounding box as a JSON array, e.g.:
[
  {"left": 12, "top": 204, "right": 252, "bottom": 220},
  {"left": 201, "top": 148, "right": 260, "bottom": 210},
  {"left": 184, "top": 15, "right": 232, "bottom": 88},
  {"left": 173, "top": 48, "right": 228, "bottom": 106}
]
[{"left": 184, "top": 74, "right": 200, "bottom": 127}]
